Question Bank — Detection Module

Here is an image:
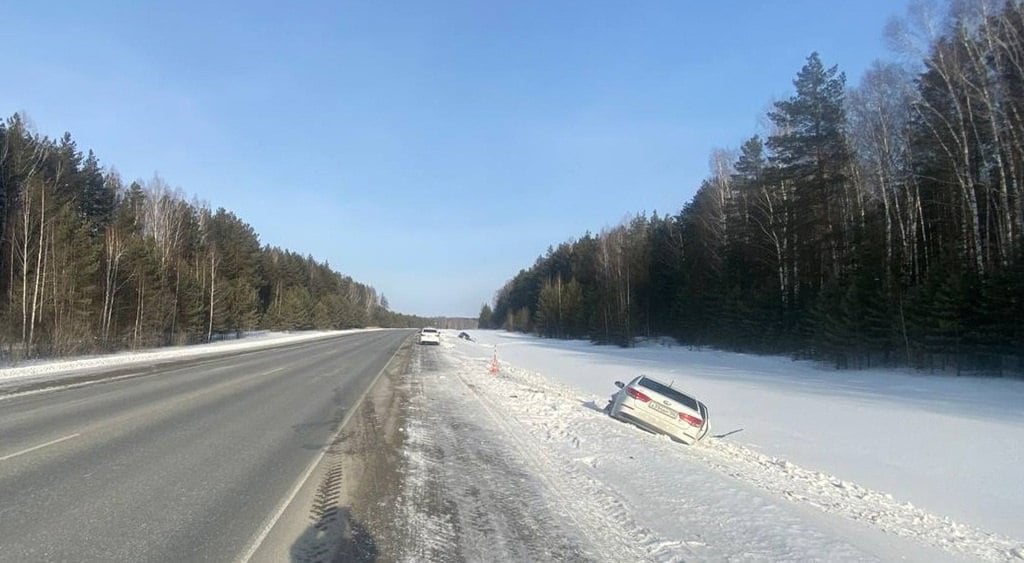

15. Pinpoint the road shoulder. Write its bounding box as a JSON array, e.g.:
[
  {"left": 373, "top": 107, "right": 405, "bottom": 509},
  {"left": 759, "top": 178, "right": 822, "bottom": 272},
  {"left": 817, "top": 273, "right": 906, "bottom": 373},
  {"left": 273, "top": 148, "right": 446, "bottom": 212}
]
[{"left": 247, "top": 335, "right": 412, "bottom": 563}]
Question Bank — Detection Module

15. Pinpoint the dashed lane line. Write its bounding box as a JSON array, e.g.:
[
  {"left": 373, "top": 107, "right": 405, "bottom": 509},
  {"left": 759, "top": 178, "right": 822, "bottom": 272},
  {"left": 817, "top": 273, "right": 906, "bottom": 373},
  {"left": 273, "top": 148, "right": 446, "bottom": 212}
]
[{"left": 0, "top": 433, "right": 81, "bottom": 463}]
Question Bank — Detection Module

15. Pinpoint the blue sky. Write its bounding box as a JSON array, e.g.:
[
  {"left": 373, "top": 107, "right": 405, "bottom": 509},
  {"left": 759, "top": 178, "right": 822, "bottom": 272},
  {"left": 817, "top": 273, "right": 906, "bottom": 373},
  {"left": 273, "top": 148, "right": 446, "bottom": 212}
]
[{"left": 2, "top": 1, "right": 911, "bottom": 317}]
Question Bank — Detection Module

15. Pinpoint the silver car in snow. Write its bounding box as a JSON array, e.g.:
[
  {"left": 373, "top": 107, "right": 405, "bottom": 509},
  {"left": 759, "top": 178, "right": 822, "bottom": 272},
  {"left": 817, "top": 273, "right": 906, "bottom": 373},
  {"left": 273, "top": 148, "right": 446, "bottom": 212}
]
[{"left": 605, "top": 375, "right": 709, "bottom": 445}]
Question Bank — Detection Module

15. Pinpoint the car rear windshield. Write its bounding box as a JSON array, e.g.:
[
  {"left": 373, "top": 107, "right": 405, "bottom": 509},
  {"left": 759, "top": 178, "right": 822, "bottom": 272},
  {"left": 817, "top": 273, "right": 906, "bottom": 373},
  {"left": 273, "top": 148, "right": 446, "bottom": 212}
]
[
  {"left": 638, "top": 378, "right": 699, "bottom": 411},
  {"left": 422, "top": 329, "right": 438, "bottom": 333}
]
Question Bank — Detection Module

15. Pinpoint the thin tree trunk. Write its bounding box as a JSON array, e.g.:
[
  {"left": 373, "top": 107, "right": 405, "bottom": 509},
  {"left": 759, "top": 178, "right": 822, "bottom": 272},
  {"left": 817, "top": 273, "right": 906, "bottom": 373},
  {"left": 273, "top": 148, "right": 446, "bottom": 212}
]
[
  {"left": 27, "top": 186, "right": 45, "bottom": 356},
  {"left": 134, "top": 276, "right": 144, "bottom": 350},
  {"left": 19, "top": 183, "right": 30, "bottom": 348},
  {"left": 207, "top": 249, "right": 217, "bottom": 342}
]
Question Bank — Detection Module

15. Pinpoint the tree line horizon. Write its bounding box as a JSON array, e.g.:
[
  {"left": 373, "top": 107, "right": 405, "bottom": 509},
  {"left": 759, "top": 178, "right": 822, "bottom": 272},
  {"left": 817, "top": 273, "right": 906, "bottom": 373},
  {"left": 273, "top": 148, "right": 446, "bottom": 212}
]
[
  {"left": 482, "top": 1, "right": 1024, "bottom": 375},
  {"left": 0, "top": 116, "right": 442, "bottom": 361}
]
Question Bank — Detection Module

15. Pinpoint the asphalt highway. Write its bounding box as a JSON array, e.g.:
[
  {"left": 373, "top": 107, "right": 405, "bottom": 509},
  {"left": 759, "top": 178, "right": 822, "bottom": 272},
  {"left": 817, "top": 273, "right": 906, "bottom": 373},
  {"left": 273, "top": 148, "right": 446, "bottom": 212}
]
[{"left": 0, "top": 330, "right": 410, "bottom": 562}]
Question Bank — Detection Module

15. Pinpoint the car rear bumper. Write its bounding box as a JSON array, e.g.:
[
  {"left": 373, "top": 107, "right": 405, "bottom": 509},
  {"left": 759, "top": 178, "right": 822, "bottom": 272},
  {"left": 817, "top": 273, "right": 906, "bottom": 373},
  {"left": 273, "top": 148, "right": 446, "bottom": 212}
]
[{"left": 611, "top": 399, "right": 700, "bottom": 445}]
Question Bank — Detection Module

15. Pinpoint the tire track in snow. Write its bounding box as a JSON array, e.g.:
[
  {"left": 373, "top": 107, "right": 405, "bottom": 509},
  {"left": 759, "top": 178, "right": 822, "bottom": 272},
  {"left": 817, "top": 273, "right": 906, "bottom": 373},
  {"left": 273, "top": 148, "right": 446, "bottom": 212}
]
[
  {"left": 398, "top": 373, "right": 462, "bottom": 562},
  {"left": 399, "top": 345, "right": 591, "bottom": 562},
  {"left": 450, "top": 357, "right": 695, "bottom": 562}
]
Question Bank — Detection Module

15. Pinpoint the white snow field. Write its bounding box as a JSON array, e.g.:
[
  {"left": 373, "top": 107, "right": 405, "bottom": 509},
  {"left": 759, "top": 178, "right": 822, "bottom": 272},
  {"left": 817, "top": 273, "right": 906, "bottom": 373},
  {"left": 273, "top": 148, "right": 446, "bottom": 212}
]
[
  {"left": 0, "top": 329, "right": 375, "bottom": 390},
  {"left": 442, "top": 330, "right": 1024, "bottom": 562}
]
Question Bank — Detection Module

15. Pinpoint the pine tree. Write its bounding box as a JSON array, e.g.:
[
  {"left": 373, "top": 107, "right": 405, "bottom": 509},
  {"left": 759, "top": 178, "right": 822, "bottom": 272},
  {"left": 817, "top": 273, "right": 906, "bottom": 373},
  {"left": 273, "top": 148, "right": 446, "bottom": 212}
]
[
  {"left": 768, "top": 52, "right": 853, "bottom": 324},
  {"left": 478, "top": 303, "right": 493, "bottom": 329}
]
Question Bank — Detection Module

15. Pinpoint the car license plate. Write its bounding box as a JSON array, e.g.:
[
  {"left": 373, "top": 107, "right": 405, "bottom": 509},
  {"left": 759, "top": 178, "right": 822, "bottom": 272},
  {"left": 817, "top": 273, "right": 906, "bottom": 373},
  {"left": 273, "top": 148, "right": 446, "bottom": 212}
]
[{"left": 649, "top": 401, "right": 675, "bottom": 418}]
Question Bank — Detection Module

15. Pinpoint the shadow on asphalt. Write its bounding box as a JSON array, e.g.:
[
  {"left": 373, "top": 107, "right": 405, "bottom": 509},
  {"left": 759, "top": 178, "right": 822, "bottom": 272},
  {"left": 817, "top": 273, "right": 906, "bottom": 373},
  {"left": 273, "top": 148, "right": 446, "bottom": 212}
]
[
  {"left": 289, "top": 506, "right": 378, "bottom": 563},
  {"left": 289, "top": 336, "right": 415, "bottom": 562}
]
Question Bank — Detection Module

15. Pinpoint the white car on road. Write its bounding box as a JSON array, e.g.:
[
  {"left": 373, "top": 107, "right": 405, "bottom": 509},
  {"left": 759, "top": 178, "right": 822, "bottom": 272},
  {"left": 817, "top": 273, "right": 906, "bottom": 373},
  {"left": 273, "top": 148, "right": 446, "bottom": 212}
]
[
  {"left": 605, "top": 375, "right": 709, "bottom": 445},
  {"left": 418, "top": 327, "right": 441, "bottom": 345}
]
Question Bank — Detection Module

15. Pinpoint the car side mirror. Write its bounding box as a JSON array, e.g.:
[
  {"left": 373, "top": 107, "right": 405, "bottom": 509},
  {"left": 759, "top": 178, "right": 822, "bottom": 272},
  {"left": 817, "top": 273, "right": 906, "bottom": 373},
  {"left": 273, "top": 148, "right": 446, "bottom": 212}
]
[{"left": 614, "top": 381, "right": 625, "bottom": 389}]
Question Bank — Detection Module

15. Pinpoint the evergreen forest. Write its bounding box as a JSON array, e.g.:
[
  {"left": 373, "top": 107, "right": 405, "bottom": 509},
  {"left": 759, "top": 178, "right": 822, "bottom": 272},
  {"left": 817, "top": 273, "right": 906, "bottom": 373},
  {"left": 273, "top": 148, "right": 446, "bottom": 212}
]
[
  {"left": 0, "top": 117, "right": 429, "bottom": 361},
  {"left": 485, "top": 1, "right": 1024, "bottom": 374}
]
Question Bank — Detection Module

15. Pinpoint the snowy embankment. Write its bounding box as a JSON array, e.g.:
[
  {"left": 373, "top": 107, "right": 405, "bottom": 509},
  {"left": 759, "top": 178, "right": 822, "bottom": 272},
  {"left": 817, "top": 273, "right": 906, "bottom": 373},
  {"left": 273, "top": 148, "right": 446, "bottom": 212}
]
[
  {"left": 444, "top": 330, "right": 1024, "bottom": 561},
  {"left": 0, "top": 329, "right": 375, "bottom": 389}
]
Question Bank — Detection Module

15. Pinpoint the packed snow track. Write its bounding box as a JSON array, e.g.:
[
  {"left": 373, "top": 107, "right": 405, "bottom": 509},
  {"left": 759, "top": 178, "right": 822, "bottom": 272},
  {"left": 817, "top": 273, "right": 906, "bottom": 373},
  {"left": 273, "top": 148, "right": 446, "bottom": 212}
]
[{"left": 361, "top": 333, "right": 1023, "bottom": 562}]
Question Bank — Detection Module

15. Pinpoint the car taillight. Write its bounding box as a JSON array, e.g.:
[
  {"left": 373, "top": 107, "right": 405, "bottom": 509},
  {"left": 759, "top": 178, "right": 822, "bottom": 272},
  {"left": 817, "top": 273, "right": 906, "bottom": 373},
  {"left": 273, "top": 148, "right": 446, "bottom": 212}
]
[
  {"left": 679, "top": 412, "right": 703, "bottom": 427},
  {"left": 626, "top": 387, "right": 651, "bottom": 402}
]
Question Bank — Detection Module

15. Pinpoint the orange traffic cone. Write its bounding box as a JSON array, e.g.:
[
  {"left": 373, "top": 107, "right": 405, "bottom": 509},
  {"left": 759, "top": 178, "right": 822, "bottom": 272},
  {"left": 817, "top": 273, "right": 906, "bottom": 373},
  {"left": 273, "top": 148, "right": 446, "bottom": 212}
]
[{"left": 489, "top": 347, "right": 500, "bottom": 375}]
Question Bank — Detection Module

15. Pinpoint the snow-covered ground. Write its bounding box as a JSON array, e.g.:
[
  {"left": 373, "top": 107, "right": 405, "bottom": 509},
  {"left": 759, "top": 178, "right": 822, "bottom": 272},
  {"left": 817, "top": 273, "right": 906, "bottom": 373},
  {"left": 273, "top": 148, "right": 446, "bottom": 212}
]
[
  {"left": 0, "top": 329, "right": 375, "bottom": 390},
  {"left": 5, "top": 326, "right": 1020, "bottom": 559},
  {"left": 431, "top": 330, "right": 1024, "bottom": 561}
]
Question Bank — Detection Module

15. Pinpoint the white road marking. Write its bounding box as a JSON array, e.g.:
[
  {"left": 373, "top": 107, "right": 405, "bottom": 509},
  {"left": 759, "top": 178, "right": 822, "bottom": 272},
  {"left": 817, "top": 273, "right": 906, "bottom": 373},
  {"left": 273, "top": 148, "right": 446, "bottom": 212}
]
[
  {"left": 236, "top": 336, "right": 408, "bottom": 563},
  {"left": 0, "top": 433, "right": 80, "bottom": 462}
]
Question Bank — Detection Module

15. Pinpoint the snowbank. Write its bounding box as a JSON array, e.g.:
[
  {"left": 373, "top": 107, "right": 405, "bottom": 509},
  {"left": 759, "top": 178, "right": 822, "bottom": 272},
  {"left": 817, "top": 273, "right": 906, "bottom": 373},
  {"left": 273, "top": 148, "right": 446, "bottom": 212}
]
[
  {"left": 456, "top": 330, "right": 1024, "bottom": 543},
  {"left": 0, "top": 329, "right": 377, "bottom": 388}
]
